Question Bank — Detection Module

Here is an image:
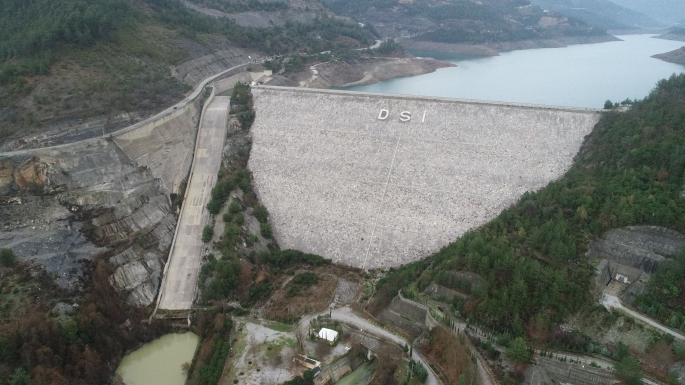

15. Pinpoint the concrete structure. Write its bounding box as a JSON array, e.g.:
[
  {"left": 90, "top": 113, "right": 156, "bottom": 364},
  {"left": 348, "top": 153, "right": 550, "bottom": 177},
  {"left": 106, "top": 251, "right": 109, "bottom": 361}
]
[
  {"left": 249, "top": 86, "right": 600, "bottom": 269},
  {"left": 156, "top": 96, "right": 230, "bottom": 312},
  {"left": 318, "top": 328, "right": 339, "bottom": 343},
  {"left": 293, "top": 354, "right": 321, "bottom": 369}
]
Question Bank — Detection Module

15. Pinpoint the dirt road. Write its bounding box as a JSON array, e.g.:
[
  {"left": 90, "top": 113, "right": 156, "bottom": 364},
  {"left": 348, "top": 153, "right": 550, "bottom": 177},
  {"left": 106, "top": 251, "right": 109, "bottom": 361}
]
[{"left": 602, "top": 294, "right": 685, "bottom": 341}]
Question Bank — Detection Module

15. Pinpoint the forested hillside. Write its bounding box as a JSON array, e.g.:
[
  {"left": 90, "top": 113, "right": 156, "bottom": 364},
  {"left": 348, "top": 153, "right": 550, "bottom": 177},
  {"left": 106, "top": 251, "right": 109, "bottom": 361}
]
[
  {"left": 370, "top": 73, "right": 685, "bottom": 340},
  {"left": 0, "top": 0, "right": 375, "bottom": 144},
  {"left": 323, "top": 0, "right": 607, "bottom": 45}
]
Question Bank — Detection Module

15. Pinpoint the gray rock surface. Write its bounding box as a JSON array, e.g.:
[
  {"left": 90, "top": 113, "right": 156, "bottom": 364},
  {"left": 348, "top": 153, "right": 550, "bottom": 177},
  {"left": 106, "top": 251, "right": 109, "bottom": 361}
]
[
  {"left": 671, "top": 361, "right": 685, "bottom": 385},
  {"left": 587, "top": 226, "right": 685, "bottom": 273}
]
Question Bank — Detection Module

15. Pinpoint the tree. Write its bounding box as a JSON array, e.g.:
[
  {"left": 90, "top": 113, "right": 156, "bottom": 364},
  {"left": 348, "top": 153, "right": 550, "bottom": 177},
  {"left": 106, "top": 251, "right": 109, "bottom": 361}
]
[
  {"left": 202, "top": 226, "right": 214, "bottom": 243},
  {"left": 1, "top": 248, "right": 17, "bottom": 267},
  {"left": 604, "top": 99, "right": 613, "bottom": 109},
  {"left": 253, "top": 205, "right": 269, "bottom": 223},
  {"left": 506, "top": 337, "right": 532, "bottom": 363},
  {"left": 9, "top": 368, "right": 30, "bottom": 385},
  {"left": 615, "top": 355, "right": 642, "bottom": 385}
]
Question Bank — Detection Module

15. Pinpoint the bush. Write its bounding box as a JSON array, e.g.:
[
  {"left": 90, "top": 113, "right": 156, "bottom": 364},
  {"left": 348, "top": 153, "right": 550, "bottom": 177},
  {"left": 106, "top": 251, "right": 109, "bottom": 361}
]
[
  {"left": 506, "top": 337, "right": 532, "bottom": 363},
  {"left": 0, "top": 248, "right": 17, "bottom": 267},
  {"left": 253, "top": 205, "right": 269, "bottom": 223},
  {"left": 260, "top": 223, "right": 272, "bottom": 238},
  {"left": 228, "top": 201, "right": 241, "bottom": 214},
  {"left": 235, "top": 213, "right": 245, "bottom": 225},
  {"left": 202, "top": 226, "right": 214, "bottom": 243}
]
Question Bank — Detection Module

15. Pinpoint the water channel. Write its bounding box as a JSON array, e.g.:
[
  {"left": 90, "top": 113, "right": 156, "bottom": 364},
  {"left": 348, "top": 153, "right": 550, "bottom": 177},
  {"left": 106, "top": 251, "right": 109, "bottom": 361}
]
[
  {"left": 115, "top": 332, "right": 199, "bottom": 385},
  {"left": 347, "top": 34, "right": 685, "bottom": 108}
]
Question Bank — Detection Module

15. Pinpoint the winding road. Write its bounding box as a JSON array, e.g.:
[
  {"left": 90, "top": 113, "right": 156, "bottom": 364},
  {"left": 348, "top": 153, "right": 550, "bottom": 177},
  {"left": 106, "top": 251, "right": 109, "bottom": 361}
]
[
  {"left": 299, "top": 306, "right": 439, "bottom": 385},
  {"left": 602, "top": 294, "right": 685, "bottom": 341}
]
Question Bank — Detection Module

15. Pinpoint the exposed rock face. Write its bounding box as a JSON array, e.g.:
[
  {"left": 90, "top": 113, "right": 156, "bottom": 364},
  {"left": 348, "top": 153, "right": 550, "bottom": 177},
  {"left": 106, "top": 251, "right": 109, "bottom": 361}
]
[
  {"left": 0, "top": 81, "right": 212, "bottom": 304},
  {"left": 0, "top": 138, "right": 177, "bottom": 305},
  {"left": 171, "top": 49, "right": 253, "bottom": 86},
  {"left": 671, "top": 361, "right": 685, "bottom": 385},
  {"left": 378, "top": 296, "right": 428, "bottom": 337},
  {"left": 588, "top": 226, "right": 685, "bottom": 273}
]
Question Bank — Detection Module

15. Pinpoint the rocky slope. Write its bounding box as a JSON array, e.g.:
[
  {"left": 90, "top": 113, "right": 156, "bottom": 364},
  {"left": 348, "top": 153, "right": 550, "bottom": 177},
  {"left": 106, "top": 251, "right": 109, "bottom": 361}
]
[
  {"left": 652, "top": 47, "right": 685, "bottom": 66},
  {"left": 655, "top": 28, "right": 685, "bottom": 43}
]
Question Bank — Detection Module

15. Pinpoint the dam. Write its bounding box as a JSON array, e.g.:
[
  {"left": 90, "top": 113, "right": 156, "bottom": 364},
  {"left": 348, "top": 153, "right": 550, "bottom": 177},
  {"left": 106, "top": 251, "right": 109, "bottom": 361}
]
[{"left": 248, "top": 87, "right": 601, "bottom": 269}]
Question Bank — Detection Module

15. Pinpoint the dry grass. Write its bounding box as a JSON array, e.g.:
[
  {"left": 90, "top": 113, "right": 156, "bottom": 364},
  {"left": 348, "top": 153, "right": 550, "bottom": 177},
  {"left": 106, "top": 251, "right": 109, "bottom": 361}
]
[
  {"left": 266, "top": 273, "right": 337, "bottom": 319},
  {"left": 420, "top": 327, "right": 476, "bottom": 385}
]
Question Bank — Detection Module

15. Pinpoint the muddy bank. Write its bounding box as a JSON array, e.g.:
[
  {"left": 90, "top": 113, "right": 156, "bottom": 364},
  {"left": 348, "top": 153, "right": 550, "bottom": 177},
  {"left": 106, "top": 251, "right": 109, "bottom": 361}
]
[
  {"left": 652, "top": 47, "right": 685, "bottom": 65},
  {"left": 401, "top": 35, "right": 620, "bottom": 57},
  {"left": 285, "top": 56, "right": 453, "bottom": 89}
]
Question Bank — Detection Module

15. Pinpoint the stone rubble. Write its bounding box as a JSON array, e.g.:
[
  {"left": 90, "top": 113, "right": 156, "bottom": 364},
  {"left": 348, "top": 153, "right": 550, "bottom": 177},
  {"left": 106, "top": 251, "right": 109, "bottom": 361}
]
[{"left": 248, "top": 87, "right": 600, "bottom": 269}]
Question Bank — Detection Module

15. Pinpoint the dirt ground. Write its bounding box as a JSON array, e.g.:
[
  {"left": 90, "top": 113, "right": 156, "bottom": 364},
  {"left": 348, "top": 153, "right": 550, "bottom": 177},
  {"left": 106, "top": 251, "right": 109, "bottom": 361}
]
[{"left": 265, "top": 265, "right": 362, "bottom": 321}]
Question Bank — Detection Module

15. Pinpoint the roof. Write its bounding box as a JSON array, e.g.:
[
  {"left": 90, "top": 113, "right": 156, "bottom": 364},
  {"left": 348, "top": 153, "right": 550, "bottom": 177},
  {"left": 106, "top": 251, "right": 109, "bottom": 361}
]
[{"left": 318, "top": 328, "right": 339, "bottom": 342}]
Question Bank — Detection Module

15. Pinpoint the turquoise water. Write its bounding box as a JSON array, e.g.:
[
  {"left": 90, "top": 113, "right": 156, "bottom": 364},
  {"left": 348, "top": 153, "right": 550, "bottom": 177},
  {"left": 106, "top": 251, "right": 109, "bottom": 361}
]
[{"left": 347, "top": 35, "right": 685, "bottom": 108}]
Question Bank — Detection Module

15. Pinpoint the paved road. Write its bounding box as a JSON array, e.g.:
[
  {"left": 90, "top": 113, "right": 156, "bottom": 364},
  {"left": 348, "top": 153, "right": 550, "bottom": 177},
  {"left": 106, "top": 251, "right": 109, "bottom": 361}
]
[
  {"left": 602, "top": 294, "right": 685, "bottom": 341},
  {"left": 300, "top": 307, "right": 439, "bottom": 385},
  {"left": 156, "top": 96, "right": 230, "bottom": 311}
]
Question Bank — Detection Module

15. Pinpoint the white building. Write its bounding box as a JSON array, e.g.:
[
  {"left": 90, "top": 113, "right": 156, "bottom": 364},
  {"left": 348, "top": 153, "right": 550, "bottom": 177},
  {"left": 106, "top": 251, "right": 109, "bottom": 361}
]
[{"left": 318, "top": 328, "right": 339, "bottom": 344}]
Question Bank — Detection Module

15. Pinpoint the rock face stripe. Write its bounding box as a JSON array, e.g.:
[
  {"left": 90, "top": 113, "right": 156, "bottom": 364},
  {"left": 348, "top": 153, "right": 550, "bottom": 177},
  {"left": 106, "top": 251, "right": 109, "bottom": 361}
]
[
  {"left": 157, "top": 96, "right": 230, "bottom": 311},
  {"left": 248, "top": 87, "right": 600, "bottom": 269}
]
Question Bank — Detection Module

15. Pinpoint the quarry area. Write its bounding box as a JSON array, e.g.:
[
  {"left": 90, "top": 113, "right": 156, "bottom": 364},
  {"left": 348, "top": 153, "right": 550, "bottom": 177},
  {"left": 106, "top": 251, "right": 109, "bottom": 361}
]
[{"left": 248, "top": 87, "right": 600, "bottom": 269}]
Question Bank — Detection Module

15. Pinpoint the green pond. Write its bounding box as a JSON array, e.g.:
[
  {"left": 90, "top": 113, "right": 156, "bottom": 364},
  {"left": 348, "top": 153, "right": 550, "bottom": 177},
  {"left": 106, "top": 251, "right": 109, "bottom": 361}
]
[
  {"left": 115, "top": 332, "right": 199, "bottom": 385},
  {"left": 334, "top": 361, "right": 376, "bottom": 385}
]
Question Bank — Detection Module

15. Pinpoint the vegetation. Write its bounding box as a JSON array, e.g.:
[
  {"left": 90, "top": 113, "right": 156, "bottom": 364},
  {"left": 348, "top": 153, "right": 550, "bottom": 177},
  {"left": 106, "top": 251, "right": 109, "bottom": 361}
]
[
  {"left": 370, "top": 73, "right": 685, "bottom": 340},
  {"left": 0, "top": 0, "right": 375, "bottom": 140},
  {"left": 202, "top": 225, "right": 214, "bottom": 243},
  {"left": 286, "top": 272, "right": 319, "bottom": 297},
  {"left": 281, "top": 369, "right": 315, "bottom": 385},
  {"left": 377, "top": 39, "right": 403, "bottom": 55},
  {"left": 0, "top": 256, "right": 171, "bottom": 384},
  {"left": 506, "top": 337, "right": 532, "bottom": 363},
  {"left": 635, "top": 251, "right": 685, "bottom": 331},
  {"left": 323, "top": 0, "right": 604, "bottom": 45},
  {"left": 186, "top": 310, "right": 234, "bottom": 385},
  {"left": 0, "top": 248, "right": 17, "bottom": 267},
  {"left": 187, "top": 0, "right": 289, "bottom": 13},
  {"left": 614, "top": 355, "right": 642, "bottom": 385}
]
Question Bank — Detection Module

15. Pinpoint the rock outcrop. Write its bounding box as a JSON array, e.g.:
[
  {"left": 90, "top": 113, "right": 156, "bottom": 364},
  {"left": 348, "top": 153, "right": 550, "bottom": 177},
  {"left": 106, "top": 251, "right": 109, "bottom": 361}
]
[
  {"left": 0, "top": 137, "right": 177, "bottom": 305},
  {"left": 587, "top": 226, "right": 685, "bottom": 273}
]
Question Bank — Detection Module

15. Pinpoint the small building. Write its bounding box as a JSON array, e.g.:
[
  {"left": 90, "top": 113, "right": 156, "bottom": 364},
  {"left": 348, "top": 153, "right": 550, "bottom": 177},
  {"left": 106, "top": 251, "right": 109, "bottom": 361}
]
[
  {"left": 294, "top": 354, "right": 321, "bottom": 369},
  {"left": 318, "top": 328, "right": 339, "bottom": 344}
]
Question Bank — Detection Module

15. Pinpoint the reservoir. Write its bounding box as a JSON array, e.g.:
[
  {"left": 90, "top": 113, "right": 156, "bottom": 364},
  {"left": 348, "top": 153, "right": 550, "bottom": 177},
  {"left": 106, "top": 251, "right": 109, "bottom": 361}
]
[
  {"left": 347, "top": 35, "right": 685, "bottom": 108},
  {"left": 115, "top": 332, "right": 199, "bottom": 385}
]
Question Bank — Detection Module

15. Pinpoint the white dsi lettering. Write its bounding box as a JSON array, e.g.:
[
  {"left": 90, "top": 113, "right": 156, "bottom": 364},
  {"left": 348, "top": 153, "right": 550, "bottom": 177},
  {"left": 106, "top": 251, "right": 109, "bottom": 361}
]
[
  {"left": 378, "top": 109, "right": 389, "bottom": 120},
  {"left": 400, "top": 111, "right": 411, "bottom": 122}
]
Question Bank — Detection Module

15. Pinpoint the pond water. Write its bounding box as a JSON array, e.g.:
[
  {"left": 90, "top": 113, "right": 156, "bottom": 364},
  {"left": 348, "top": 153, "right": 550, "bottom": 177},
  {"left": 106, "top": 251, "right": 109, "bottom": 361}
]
[
  {"left": 347, "top": 35, "right": 685, "bottom": 108},
  {"left": 115, "top": 332, "right": 199, "bottom": 385},
  {"left": 333, "top": 361, "right": 376, "bottom": 385}
]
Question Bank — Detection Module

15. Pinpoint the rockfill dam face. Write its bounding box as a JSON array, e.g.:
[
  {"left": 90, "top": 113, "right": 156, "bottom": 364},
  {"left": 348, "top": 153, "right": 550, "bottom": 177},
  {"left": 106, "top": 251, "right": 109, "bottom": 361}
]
[{"left": 248, "top": 87, "right": 601, "bottom": 269}]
